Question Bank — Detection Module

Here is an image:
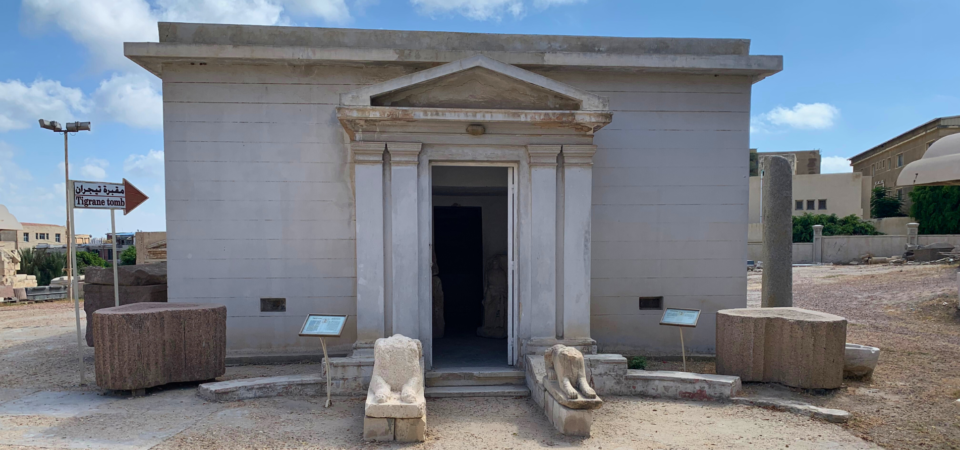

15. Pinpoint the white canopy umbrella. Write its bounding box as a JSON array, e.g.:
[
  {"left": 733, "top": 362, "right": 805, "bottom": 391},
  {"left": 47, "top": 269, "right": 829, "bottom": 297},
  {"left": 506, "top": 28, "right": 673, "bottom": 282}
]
[{"left": 897, "top": 133, "right": 960, "bottom": 186}]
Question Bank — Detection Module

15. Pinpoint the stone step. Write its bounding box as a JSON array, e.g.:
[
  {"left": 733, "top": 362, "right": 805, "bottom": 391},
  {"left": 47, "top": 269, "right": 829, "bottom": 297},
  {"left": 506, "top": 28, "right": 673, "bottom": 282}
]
[
  {"left": 425, "top": 385, "right": 530, "bottom": 398},
  {"left": 425, "top": 367, "right": 525, "bottom": 387}
]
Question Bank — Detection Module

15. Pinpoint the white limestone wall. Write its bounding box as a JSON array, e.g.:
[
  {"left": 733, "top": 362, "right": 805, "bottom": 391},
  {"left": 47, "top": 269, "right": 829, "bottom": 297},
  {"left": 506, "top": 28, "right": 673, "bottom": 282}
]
[
  {"left": 162, "top": 63, "right": 415, "bottom": 356},
  {"left": 539, "top": 71, "right": 752, "bottom": 355}
]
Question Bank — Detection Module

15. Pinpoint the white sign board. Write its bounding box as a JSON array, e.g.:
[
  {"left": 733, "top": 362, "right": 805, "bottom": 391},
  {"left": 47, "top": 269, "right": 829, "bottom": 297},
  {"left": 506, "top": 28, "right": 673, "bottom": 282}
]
[{"left": 73, "top": 181, "right": 127, "bottom": 210}]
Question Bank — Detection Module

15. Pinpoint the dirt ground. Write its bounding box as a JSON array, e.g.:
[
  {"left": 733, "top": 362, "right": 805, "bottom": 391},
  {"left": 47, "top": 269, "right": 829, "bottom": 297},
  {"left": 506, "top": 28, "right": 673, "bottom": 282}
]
[
  {"left": 647, "top": 264, "right": 960, "bottom": 450},
  {"left": 3, "top": 264, "right": 956, "bottom": 449}
]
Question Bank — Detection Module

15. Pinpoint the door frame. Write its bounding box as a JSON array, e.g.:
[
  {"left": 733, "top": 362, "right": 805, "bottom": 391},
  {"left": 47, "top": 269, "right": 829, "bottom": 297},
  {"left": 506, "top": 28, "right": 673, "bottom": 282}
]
[{"left": 427, "top": 161, "right": 519, "bottom": 366}]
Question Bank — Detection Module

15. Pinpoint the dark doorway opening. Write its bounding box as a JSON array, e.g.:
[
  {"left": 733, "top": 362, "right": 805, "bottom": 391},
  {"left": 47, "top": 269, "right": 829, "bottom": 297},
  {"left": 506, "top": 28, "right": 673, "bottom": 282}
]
[
  {"left": 433, "top": 206, "right": 484, "bottom": 334},
  {"left": 431, "top": 165, "right": 510, "bottom": 368}
]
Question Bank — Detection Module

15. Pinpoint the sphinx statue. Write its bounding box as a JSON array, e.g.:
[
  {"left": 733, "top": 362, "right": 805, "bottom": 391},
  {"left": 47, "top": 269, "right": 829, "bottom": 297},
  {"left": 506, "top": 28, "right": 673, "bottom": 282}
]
[
  {"left": 364, "top": 334, "right": 427, "bottom": 442},
  {"left": 544, "top": 344, "right": 600, "bottom": 409}
]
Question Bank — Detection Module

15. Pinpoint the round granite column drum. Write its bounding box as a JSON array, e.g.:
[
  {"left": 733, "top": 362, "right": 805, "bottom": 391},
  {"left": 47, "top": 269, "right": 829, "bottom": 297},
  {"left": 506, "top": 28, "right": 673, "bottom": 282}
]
[
  {"left": 716, "top": 307, "right": 846, "bottom": 389},
  {"left": 93, "top": 302, "right": 226, "bottom": 391},
  {"left": 760, "top": 155, "right": 793, "bottom": 308}
]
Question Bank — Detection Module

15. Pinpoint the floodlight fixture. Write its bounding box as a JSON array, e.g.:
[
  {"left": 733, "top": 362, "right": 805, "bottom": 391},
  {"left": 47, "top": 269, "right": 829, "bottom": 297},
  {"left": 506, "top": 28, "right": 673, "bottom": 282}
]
[
  {"left": 65, "top": 122, "right": 91, "bottom": 132},
  {"left": 38, "top": 119, "right": 62, "bottom": 132}
]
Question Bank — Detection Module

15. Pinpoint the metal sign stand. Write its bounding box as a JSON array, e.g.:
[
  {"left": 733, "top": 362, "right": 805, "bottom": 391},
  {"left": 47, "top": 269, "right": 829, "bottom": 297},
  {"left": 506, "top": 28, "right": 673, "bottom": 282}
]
[
  {"left": 320, "top": 337, "right": 332, "bottom": 407},
  {"left": 298, "top": 314, "right": 347, "bottom": 409},
  {"left": 659, "top": 308, "right": 702, "bottom": 374},
  {"left": 67, "top": 180, "right": 84, "bottom": 386}
]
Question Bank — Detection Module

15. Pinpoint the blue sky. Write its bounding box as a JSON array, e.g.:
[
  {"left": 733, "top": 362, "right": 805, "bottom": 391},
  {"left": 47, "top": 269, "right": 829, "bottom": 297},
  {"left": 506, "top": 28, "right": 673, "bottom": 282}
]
[{"left": 1, "top": 0, "right": 958, "bottom": 236}]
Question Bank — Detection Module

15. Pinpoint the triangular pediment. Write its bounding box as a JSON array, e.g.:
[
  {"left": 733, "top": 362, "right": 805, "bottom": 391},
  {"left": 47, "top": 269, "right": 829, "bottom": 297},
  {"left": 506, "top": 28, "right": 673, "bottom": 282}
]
[{"left": 341, "top": 55, "right": 607, "bottom": 112}]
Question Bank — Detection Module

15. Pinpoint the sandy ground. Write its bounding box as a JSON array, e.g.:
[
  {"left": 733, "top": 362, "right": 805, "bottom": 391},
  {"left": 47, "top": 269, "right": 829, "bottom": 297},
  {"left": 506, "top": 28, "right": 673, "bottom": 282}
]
[
  {"left": 6, "top": 266, "right": 950, "bottom": 449},
  {"left": 646, "top": 264, "right": 960, "bottom": 450}
]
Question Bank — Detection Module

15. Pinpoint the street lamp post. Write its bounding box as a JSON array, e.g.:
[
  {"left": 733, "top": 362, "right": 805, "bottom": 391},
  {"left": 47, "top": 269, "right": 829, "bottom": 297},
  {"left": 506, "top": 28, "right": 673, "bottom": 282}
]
[{"left": 39, "top": 119, "right": 90, "bottom": 386}]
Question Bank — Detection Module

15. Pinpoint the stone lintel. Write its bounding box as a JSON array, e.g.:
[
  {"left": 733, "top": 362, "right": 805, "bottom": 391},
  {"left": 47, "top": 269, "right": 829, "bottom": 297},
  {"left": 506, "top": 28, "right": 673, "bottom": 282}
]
[
  {"left": 386, "top": 142, "right": 422, "bottom": 166},
  {"left": 351, "top": 142, "right": 386, "bottom": 164},
  {"left": 561, "top": 145, "right": 597, "bottom": 166},
  {"left": 528, "top": 145, "right": 562, "bottom": 166}
]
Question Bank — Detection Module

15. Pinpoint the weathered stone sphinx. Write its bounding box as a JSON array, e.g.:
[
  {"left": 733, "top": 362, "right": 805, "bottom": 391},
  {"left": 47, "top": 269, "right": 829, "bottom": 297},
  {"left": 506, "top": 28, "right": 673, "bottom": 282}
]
[
  {"left": 93, "top": 302, "right": 226, "bottom": 392},
  {"left": 477, "top": 254, "right": 508, "bottom": 338},
  {"left": 540, "top": 344, "right": 602, "bottom": 436},
  {"left": 363, "top": 334, "right": 426, "bottom": 442}
]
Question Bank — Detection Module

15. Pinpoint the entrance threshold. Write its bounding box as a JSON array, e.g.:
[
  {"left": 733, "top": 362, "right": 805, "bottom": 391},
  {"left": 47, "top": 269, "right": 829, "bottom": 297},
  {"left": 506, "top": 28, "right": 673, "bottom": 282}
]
[{"left": 424, "top": 366, "right": 528, "bottom": 398}]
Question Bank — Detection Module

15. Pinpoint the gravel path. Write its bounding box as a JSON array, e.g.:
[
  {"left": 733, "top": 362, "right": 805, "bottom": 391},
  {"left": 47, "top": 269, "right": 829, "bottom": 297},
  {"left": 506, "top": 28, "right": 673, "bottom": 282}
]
[{"left": 0, "top": 286, "right": 890, "bottom": 449}]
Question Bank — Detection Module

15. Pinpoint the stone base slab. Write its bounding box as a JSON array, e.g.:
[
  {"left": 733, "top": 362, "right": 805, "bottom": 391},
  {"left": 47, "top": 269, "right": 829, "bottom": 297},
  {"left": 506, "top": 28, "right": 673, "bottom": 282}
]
[
  {"left": 543, "top": 389, "right": 593, "bottom": 436},
  {"left": 623, "top": 370, "right": 741, "bottom": 400},
  {"left": 198, "top": 374, "right": 326, "bottom": 402},
  {"left": 362, "top": 415, "right": 426, "bottom": 442},
  {"left": 365, "top": 391, "right": 425, "bottom": 418},
  {"left": 731, "top": 397, "right": 850, "bottom": 423}
]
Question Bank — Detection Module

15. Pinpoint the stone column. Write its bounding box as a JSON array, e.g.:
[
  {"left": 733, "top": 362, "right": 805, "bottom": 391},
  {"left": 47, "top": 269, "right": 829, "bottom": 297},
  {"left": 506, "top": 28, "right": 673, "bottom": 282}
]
[
  {"left": 561, "top": 145, "right": 596, "bottom": 339},
  {"left": 761, "top": 155, "right": 793, "bottom": 308},
  {"left": 387, "top": 143, "right": 422, "bottom": 339},
  {"left": 907, "top": 222, "right": 919, "bottom": 248},
  {"left": 528, "top": 145, "right": 561, "bottom": 339},
  {"left": 352, "top": 142, "right": 387, "bottom": 348},
  {"left": 812, "top": 224, "right": 823, "bottom": 264}
]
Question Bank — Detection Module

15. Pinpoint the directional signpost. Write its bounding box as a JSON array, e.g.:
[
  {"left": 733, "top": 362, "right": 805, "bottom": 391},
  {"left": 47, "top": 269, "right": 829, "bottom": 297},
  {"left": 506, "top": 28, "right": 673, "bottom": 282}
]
[{"left": 68, "top": 178, "right": 148, "bottom": 385}]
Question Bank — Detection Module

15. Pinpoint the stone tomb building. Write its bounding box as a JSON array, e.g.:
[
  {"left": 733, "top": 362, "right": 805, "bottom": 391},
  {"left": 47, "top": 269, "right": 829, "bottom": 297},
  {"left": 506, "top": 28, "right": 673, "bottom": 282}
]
[{"left": 126, "top": 23, "right": 781, "bottom": 368}]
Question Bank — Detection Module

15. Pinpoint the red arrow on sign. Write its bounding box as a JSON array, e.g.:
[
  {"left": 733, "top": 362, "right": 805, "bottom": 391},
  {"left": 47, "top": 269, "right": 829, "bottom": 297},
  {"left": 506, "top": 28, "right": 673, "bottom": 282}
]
[{"left": 123, "top": 178, "right": 148, "bottom": 215}]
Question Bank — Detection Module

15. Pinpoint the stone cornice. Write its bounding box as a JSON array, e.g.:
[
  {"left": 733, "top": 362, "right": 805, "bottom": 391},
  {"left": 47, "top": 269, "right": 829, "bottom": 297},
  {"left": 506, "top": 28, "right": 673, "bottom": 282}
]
[
  {"left": 562, "top": 145, "right": 597, "bottom": 167},
  {"left": 351, "top": 142, "right": 386, "bottom": 164},
  {"left": 528, "top": 145, "right": 562, "bottom": 167},
  {"left": 387, "top": 143, "right": 422, "bottom": 166}
]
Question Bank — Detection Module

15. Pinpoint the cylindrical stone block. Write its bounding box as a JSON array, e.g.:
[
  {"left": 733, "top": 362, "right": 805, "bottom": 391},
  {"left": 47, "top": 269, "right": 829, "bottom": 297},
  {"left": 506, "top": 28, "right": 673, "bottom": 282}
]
[
  {"left": 716, "top": 307, "right": 846, "bottom": 389},
  {"left": 93, "top": 302, "right": 226, "bottom": 391},
  {"left": 761, "top": 156, "right": 793, "bottom": 307}
]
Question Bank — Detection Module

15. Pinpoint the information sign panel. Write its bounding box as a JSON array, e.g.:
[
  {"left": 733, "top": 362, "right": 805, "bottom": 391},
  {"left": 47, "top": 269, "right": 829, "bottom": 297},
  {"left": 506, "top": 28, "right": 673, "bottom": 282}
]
[
  {"left": 659, "top": 308, "right": 701, "bottom": 327},
  {"left": 299, "top": 314, "right": 348, "bottom": 337}
]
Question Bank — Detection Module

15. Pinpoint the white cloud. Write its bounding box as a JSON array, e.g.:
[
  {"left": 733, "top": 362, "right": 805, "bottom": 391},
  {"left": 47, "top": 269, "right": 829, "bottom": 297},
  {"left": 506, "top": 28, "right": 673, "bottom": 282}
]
[
  {"left": 0, "top": 79, "right": 90, "bottom": 132},
  {"left": 94, "top": 73, "right": 163, "bottom": 130},
  {"left": 761, "top": 103, "right": 840, "bottom": 130},
  {"left": 0, "top": 141, "right": 34, "bottom": 198},
  {"left": 411, "top": 0, "right": 525, "bottom": 20},
  {"left": 821, "top": 156, "right": 852, "bottom": 174},
  {"left": 78, "top": 158, "right": 109, "bottom": 181},
  {"left": 22, "top": 0, "right": 353, "bottom": 71},
  {"left": 533, "top": 0, "right": 586, "bottom": 7},
  {"left": 124, "top": 150, "right": 165, "bottom": 179}
]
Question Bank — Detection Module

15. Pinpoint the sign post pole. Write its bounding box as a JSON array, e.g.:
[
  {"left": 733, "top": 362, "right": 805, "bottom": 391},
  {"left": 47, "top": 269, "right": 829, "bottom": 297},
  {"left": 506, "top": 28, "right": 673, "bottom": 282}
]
[
  {"left": 678, "top": 328, "right": 687, "bottom": 372},
  {"left": 110, "top": 209, "right": 119, "bottom": 307},
  {"left": 68, "top": 180, "right": 84, "bottom": 386},
  {"left": 320, "top": 337, "right": 332, "bottom": 407}
]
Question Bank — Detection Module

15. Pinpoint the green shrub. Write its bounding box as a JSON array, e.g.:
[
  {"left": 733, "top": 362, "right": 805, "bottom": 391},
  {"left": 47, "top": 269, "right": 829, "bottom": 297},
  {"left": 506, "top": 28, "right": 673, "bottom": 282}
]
[
  {"left": 76, "top": 251, "right": 110, "bottom": 274},
  {"left": 628, "top": 356, "right": 647, "bottom": 370},
  {"left": 120, "top": 246, "right": 137, "bottom": 266},
  {"left": 870, "top": 186, "right": 906, "bottom": 218},
  {"left": 792, "top": 213, "right": 881, "bottom": 243},
  {"left": 910, "top": 186, "right": 960, "bottom": 234}
]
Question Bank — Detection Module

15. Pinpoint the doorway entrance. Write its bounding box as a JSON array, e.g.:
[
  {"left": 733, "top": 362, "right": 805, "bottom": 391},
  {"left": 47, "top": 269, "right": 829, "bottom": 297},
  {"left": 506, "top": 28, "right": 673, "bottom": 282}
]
[{"left": 431, "top": 165, "right": 514, "bottom": 368}]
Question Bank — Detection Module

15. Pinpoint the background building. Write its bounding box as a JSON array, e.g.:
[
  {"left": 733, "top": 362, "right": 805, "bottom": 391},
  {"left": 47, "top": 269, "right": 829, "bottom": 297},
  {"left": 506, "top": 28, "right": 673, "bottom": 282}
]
[
  {"left": 850, "top": 115, "right": 960, "bottom": 211},
  {"left": 3, "top": 223, "right": 68, "bottom": 250}
]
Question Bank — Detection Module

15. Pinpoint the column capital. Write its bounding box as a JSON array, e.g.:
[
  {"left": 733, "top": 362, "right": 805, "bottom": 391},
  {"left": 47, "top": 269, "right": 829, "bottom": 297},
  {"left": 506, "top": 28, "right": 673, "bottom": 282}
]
[
  {"left": 351, "top": 142, "right": 386, "bottom": 164},
  {"left": 387, "top": 142, "right": 422, "bottom": 166},
  {"left": 527, "top": 145, "right": 562, "bottom": 167},
  {"left": 562, "top": 145, "right": 597, "bottom": 166}
]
